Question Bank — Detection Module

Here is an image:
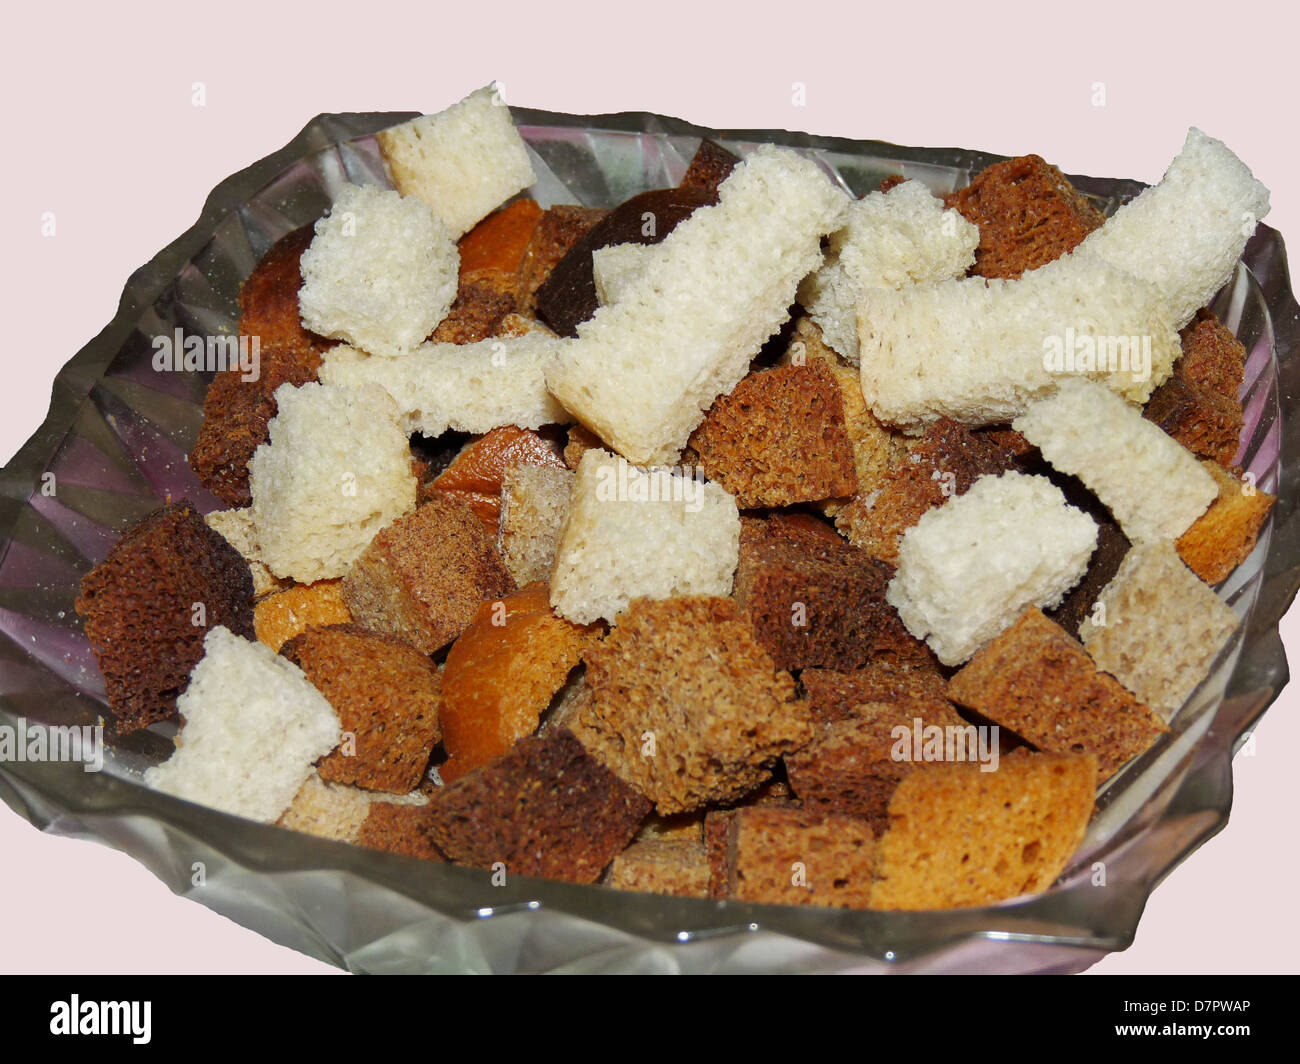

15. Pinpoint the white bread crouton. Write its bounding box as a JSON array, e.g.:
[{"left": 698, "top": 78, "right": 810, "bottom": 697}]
[
  {"left": 375, "top": 84, "right": 537, "bottom": 238},
  {"left": 1077, "top": 128, "right": 1270, "bottom": 330},
  {"left": 249, "top": 381, "right": 417, "bottom": 584},
  {"left": 298, "top": 183, "right": 458, "bottom": 357},
  {"left": 1079, "top": 541, "right": 1240, "bottom": 721},
  {"left": 550, "top": 449, "right": 741, "bottom": 624},
  {"left": 1013, "top": 378, "right": 1217, "bottom": 541},
  {"left": 858, "top": 253, "right": 1180, "bottom": 429},
  {"left": 204, "top": 508, "right": 285, "bottom": 598},
  {"left": 498, "top": 464, "right": 575, "bottom": 586},
  {"left": 545, "top": 145, "right": 848, "bottom": 466},
  {"left": 799, "top": 180, "right": 979, "bottom": 363},
  {"left": 887, "top": 472, "right": 1098, "bottom": 665},
  {"left": 145, "top": 627, "right": 342, "bottom": 823},
  {"left": 318, "top": 329, "right": 573, "bottom": 437}
]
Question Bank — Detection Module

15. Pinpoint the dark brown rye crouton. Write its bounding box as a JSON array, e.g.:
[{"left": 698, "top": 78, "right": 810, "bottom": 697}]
[
  {"left": 425, "top": 728, "right": 650, "bottom": 884},
  {"left": 75, "top": 500, "right": 255, "bottom": 733}
]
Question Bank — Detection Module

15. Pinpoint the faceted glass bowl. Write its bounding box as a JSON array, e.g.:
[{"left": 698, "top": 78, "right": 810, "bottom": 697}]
[{"left": 0, "top": 108, "right": 1296, "bottom": 974}]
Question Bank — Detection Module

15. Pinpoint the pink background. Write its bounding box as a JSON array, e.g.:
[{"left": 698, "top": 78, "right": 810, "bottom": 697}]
[{"left": 1, "top": 0, "right": 1297, "bottom": 974}]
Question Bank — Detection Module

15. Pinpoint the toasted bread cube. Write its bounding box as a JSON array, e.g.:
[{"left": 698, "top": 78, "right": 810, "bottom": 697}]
[
  {"left": 1176, "top": 461, "right": 1275, "bottom": 584},
  {"left": 887, "top": 472, "right": 1098, "bottom": 666},
  {"left": 298, "top": 184, "right": 458, "bottom": 356},
  {"left": 836, "top": 417, "right": 1019, "bottom": 563},
  {"left": 281, "top": 624, "right": 443, "bottom": 793},
  {"left": 945, "top": 154, "right": 1104, "bottom": 279},
  {"left": 439, "top": 583, "right": 595, "bottom": 783},
  {"left": 425, "top": 728, "right": 650, "bottom": 884},
  {"left": 679, "top": 138, "right": 740, "bottom": 199},
  {"left": 1079, "top": 541, "right": 1239, "bottom": 720},
  {"left": 145, "top": 628, "right": 341, "bottom": 823},
  {"left": 248, "top": 381, "right": 418, "bottom": 583},
  {"left": 1014, "top": 378, "right": 1217, "bottom": 542},
  {"left": 456, "top": 198, "right": 543, "bottom": 291},
  {"left": 518, "top": 204, "right": 609, "bottom": 310},
  {"left": 75, "top": 501, "right": 255, "bottom": 733},
  {"left": 356, "top": 801, "right": 445, "bottom": 862},
  {"left": 497, "top": 465, "right": 575, "bottom": 586},
  {"left": 689, "top": 361, "right": 857, "bottom": 507},
  {"left": 546, "top": 146, "right": 847, "bottom": 465},
  {"left": 801, "top": 662, "right": 950, "bottom": 726},
  {"left": 733, "top": 516, "right": 894, "bottom": 671},
  {"left": 341, "top": 495, "right": 514, "bottom": 655},
  {"left": 724, "top": 807, "right": 876, "bottom": 908},
  {"left": 948, "top": 609, "right": 1166, "bottom": 781},
  {"left": 376, "top": 85, "right": 537, "bottom": 239},
  {"left": 253, "top": 580, "right": 352, "bottom": 652},
  {"left": 569, "top": 596, "right": 812, "bottom": 815},
  {"left": 606, "top": 839, "right": 711, "bottom": 898},
  {"left": 549, "top": 450, "right": 740, "bottom": 625},
  {"left": 786, "top": 701, "right": 969, "bottom": 833},
  {"left": 869, "top": 753, "right": 1097, "bottom": 910},
  {"left": 278, "top": 774, "right": 428, "bottom": 844}
]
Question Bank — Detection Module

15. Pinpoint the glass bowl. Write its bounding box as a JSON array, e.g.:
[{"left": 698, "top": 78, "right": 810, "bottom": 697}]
[{"left": 0, "top": 107, "right": 1296, "bottom": 974}]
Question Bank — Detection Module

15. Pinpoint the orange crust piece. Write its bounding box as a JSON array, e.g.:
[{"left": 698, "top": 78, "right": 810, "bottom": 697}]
[
  {"left": 253, "top": 579, "right": 351, "bottom": 652},
  {"left": 1176, "top": 460, "right": 1275, "bottom": 584},
  {"left": 425, "top": 425, "right": 567, "bottom": 530},
  {"left": 439, "top": 582, "right": 598, "bottom": 784}
]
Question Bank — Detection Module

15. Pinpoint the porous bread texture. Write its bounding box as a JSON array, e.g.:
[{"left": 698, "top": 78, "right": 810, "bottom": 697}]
[
  {"left": 278, "top": 774, "right": 427, "bottom": 844},
  {"left": 253, "top": 580, "right": 352, "bottom": 652},
  {"left": 605, "top": 838, "right": 711, "bottom": 898},
  {"left": 591, "top": 242, "right": 649, "bottom": 306},
  {"left": 1079, "top": 541, "right": 1239, "bottom": 721},
  {"left": 545, "top": 145, "right": 848, "bottom": 465},
  {"left": 799, "top": 180, "right": 979, "bottom": 363},
  {"left": 1077, "top": 128, "right": 1270, "bottom": 330},
  {"left": 870, "top": 753, "right": 1097, "bottom": 910},
  {"left": 298, "top": 183, "right": 458, "bottom": 357},
  {"left": 1013, "top": 377, "right": 1217, "bottom": 542},
  {"left": 281, "top": 624, "right": 444, "bottom": 793},
  {"left": 375, "top": 84, "right": 537, "bottom": 238},
  {"left": 75, "top": 501, "right": 256, "bottom": 734},
  {"left": 550, "top": 449, "right": 740, "bottom": 625},
  {"left": 205, "top": 508, "right": 285, "bottom": 598},
  {"left": 886, "top": 472, "right": 1098, "bottom": 666},
  {"left": 249, "top": 381, "right": 417, "bottom": 584},
  {"left": 724, "top": 807, "right": 877, "bottom": 908},
  {"left": 858, "top": 252, "right": 1180, "bottom": 428},
  {"left": 145, "top": 627, "right": 341, "bottom": 823},
  {"left": 318, "top": 329, "right": 571, "bottom": 437},
  {"left": 569, "top": 596, "right": 812, "bottom": 815},
  {"left": 1176, "top": 460, "right": 1275, "bottom": 584},
  {"left": 947, "top": 609, "right": 1167, "bottom": 782},
  {"left": 497, "top": 464, "right": 575, "bottom": 585}
]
